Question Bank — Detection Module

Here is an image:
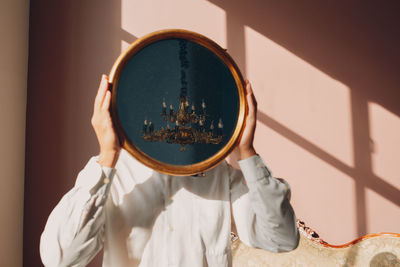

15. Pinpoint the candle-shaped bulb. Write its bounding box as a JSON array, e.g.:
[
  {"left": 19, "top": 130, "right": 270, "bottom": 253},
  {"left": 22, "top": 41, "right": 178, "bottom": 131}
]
[
  {"left": 199, "top": 120, "right": 204, "bottom": 126},
  {"left": 149, "top": 121, "right": 154, "bottom": 134},
  {"left": 218, "top": 118, "right": 223, "bottom": 129},
  {"left": 210, "top": 121, "right": 214, "bottom": 130},
  {"left": 143, "top": 119, "right": 148, "bottom": 135},
  {"left": 170, "top": 104, "right": 174, "bottom": 110},
  {"left": 202, "top": 99, "right": 206, "bottom": 109},
  {"left": 185, "top": 99, "right": 189, "bottom": 107},
  {"left": 191, "top": 104, "right": 195, "bottom": 111},
  {"left": 167, "top": 123, "right": 170, "bottom": 129},
  {"left": 175, "top": 120, "right": 179, "bottom": 126},
  {"left": 162, "top": 99, "right": 167, "bottom": 117}
]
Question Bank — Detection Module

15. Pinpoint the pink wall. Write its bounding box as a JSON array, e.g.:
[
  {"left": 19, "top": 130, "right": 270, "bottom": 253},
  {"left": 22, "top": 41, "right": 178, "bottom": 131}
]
[{"left": 25, "top": 0, "right": 400, "bottom": 266}]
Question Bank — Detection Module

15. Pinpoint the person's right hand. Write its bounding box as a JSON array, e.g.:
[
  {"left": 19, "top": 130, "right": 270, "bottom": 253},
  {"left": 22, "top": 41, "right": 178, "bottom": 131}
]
[{"left": 91, "top": 74, "right": 120, "bottom": 167}]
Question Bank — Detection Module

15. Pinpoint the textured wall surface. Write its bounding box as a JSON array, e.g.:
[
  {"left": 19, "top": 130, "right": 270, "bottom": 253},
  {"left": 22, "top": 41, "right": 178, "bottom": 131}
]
[
  {"left": 25, "top": 1, "right": 400, "bottom": 266},
  {"left": 0, "top": 0, "right": 30, "bottom": 266}
]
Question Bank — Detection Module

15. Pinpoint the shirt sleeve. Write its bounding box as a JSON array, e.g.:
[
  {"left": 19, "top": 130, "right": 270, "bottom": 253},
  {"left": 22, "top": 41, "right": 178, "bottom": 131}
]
[
  {"left": 229, "top": 154, "right": 299, "bottom": 252},
  {"left": 40, "top": 156, "right": 116, "bottom": 267}
]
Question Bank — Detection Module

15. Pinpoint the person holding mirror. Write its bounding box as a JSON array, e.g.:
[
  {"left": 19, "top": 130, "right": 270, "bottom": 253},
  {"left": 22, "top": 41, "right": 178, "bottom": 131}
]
[{"left": 40, "top": 75, "right": 299, "bottom": 267}]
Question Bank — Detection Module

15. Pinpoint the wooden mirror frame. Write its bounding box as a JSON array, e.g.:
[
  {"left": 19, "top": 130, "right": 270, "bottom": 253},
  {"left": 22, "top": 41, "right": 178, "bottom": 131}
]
[{"left": 108, "top": 29, "right": 247, "bottom": 176}]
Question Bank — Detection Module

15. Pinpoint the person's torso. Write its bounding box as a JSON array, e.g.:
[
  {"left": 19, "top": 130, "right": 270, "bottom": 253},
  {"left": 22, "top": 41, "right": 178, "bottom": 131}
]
[{"left": 102, "top": 149, "right": 233, "bottom": 267}]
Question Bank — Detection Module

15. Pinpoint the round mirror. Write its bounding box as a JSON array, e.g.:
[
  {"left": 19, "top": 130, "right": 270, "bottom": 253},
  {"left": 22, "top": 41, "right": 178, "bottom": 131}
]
[{"left": 109, "top": 29, "right": 246, "bottom": 175}]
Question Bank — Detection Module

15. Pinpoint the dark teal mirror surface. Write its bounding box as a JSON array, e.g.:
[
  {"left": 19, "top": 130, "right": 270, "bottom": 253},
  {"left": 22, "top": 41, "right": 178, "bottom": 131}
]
[{"left": 116, "top": 38, "right": 239, "bottom": 166}]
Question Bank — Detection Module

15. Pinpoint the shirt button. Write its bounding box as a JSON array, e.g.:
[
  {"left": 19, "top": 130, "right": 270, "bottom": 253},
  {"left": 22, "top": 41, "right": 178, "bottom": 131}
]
[
  {"left": 103, "top": 178, "right": 110, "bottom": 184},
  {"left": 169, "top": 226, "right": 174, "bottom": 232},
  {"left": 256, "top": 162, "right": 264, "bottom": 168}
]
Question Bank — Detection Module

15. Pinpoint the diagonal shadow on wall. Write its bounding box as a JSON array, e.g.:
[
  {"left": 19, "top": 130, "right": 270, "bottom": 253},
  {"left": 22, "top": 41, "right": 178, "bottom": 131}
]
[
  {"left": 209, "top": 0, "right": 400, "bottom": 239},
  {"left": 257, "top": 110, "right": 400, "bottom": 207}
]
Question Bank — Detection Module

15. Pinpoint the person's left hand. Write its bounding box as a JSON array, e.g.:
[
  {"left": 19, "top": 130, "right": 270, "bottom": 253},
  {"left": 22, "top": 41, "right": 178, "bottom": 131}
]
[{"left": 237, "top": 80, "right": 257, "bottom": 160}]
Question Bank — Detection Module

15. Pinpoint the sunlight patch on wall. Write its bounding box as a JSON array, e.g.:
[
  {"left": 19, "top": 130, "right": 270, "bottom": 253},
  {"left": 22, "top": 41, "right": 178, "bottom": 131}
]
[
  {"left": 369, "top": 102, "right": 400, "bottom": 190},
  {"left": 244, "top": 26, "right": 353, "bottom": 168},
  {"left": 365, "top": 187, "right": 400, "bottom": 234},
  {"left": 121, "top": 0, "right": 227, "bottom": 48}
]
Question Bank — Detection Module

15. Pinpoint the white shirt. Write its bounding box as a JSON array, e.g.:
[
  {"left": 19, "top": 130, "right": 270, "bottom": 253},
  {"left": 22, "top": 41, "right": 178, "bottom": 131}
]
[{"left": 40, "top": 149, "right": 299, "bottom": 267}]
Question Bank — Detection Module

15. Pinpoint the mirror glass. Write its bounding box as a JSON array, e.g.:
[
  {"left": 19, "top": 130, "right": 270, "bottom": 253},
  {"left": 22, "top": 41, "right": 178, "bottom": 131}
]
[{"left": 110, "top": 30, "right": 245, "bottom": 175}]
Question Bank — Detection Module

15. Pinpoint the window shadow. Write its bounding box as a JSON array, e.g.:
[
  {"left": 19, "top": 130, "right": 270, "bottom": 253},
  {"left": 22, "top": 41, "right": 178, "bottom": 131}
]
[
  {"left": 209, "top": 0, "right": 400, "bottom": 240},
  {"left": 257, "top": 110, "right": 400, "bottom": 207}
]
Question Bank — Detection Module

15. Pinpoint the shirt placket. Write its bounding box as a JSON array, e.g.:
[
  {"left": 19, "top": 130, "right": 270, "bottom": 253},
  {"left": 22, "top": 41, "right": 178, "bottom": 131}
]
[{"left": 166, "top": 176, "right": 177, "bottom": 267}]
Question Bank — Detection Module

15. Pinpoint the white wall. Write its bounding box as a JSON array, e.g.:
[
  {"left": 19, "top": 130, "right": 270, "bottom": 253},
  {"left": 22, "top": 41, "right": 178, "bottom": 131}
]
[{"left": 0, "top": 0, "right": 30, "bottom": 266}]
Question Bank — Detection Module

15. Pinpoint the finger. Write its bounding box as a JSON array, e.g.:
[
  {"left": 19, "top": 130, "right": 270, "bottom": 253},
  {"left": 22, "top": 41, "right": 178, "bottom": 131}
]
[
  {"left": 246, "top": 82, "right": 257, "bottom": 115},
  {"left": 94, "top": 75, "right": 109, "bottom": 111},
  {"left": 100, "top": 79, "right": 112, "bottom": 107},
  {"left": 102, "top": 90, "right": 112, "bottom": 111},
  {"left": 245, "top": 79, "right": 253, "bottom": 95}
]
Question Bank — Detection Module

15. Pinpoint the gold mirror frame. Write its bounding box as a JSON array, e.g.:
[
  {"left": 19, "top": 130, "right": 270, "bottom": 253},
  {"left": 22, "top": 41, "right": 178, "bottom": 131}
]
[{"left": 109, "top": 29, "right": 247, "bottom": 176}]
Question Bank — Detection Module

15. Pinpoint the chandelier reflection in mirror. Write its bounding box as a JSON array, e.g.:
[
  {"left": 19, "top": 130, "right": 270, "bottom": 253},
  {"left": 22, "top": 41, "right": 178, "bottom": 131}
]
[
  {"left": 141, "top": 40, "right": 223, "bottom": 151},
  {"left": 110, "top": 29, "right": 245, "bottom": 175}
]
